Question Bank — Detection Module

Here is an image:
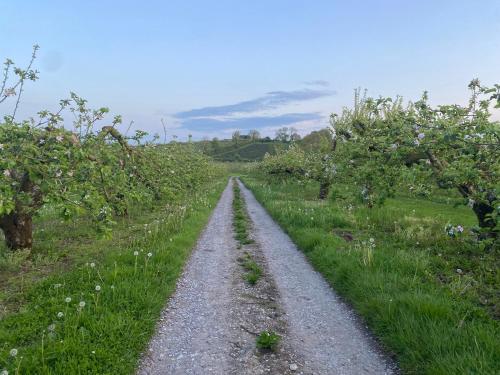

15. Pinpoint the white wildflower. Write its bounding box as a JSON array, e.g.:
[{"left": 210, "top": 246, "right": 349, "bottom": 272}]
[
  {"left": 55, "top": 135, "right": 64, "bottom": 142},
  {"left": 3, "top": 169, "right": 11, "bottom": 178}
]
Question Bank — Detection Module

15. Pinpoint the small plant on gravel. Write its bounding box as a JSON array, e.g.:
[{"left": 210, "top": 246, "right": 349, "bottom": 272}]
[
  {"left": 239, "top": 253, "right": 262, "bottom": 285},
  {"left": 256, "top": 330, "right": 281, "bottom": 351}
]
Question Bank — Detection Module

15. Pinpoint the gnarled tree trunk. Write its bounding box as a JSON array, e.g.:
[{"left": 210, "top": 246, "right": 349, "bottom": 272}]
[
  {"left": 318, "top": 181, "right": 330, "bottom": 200},
  {"left": 0, "top": 212, "right": 33, "bottom": 250}
]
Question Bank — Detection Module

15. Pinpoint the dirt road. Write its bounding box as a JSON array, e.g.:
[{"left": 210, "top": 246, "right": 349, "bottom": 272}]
[{"left": 138, "top": 178, "right": 396, "bottom": 374}]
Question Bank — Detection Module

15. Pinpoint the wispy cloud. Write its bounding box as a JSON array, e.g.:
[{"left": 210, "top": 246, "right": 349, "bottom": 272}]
[
  {"left": 179, "top": 113, "right": 323, "bottom": 132},
  {"left": 303, "top": 80, "right": 330, "bottom": 87},
  {"left": 174, "top": 88, "right": 334, "bottom": 119}
]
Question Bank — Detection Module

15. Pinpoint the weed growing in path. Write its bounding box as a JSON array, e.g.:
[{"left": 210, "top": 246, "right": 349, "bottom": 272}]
[
  {"left": 256, "top": 331, "right": 281, "bottom": 351},
  {"left": 232, "top": 179, "right": 253, "bottom": 245},
  {"left": 239, "top": 253, "right": 262, "bottom": 285}
]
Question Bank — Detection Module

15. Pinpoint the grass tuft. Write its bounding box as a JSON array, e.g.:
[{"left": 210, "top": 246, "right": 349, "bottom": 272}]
[{"left": 256, "top": 330, "right": 281, "bottom": 351}]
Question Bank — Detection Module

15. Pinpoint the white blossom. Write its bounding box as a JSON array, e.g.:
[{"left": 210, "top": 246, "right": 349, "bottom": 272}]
[{"left": 4, "top": 87, "right": 16, "bottom": 97}]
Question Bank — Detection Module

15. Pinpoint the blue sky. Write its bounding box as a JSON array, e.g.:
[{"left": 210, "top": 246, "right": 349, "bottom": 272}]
[{"left": 1, "top": 0, "right": 499, "bottom": 140}]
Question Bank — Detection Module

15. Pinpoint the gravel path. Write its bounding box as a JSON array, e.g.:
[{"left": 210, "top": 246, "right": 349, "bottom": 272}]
[
  {"left": 239, "top": 179, "right": 396, "bottom": 374},
  {"left": 138, "top": 180, "right": 236, "bottom": 374},
  {"left": 138, "top": 178, "right": 396, "bottom": 374}
]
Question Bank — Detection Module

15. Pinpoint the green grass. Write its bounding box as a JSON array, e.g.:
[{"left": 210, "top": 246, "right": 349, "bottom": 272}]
[
  {"left": 239, "top": 253, "right": 262, "bottom": 285},
  {"left": 232, "top": 179, "right": 253, "bottom": 245},
  {"left": 241, "top": 175, "right": 499, "bottom": 374},
  {"left": 255, "top": 330, "right": 280, "bottom": 351},
  {"left": 0, "top": 178, "right": 227, "bottom": 374}
]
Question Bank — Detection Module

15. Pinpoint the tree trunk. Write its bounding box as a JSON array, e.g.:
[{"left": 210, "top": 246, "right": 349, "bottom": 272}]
[
  {"left": 318, "top": 182, "right": 330, "bottom": 200},
  {"left": 0, "top": 212, "right": 33, "bottom": 250},
  {"left": 472, "top": 201, "right": 497, "bottom": 239}
]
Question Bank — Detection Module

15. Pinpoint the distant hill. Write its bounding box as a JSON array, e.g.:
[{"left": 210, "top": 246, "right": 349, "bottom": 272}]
[
  {"left": 192, "top": 128, "right": 332, "bottom": 162},
  {"left": 212, "top": 142, "right": 284, "bottom": 162}
]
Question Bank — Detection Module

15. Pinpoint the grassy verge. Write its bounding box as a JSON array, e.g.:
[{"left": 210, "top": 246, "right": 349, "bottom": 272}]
[
  {"left": 232, "top": 179, "right": 253, "bottom": 245},
  {"left": 241, "top": 175, "right": 499, "bottom": 374},
  {"left": 0, "top": 177, "right": 227, "bottom": 374}
]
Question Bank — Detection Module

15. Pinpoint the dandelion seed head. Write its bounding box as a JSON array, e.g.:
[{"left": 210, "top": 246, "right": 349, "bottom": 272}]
[
  {"left": 147, "top": 252, "right": 152, "bottom": 258},
  {"left": 9, "top": 348, "right": 17, "bottom": 357},
  {"left": 48, "top": 324, "right": 56, "bottom": 332},
  {"left": 90, "top": 262, "right": 95, "bottom": 268},
  {"left": 65, "top": 297, "right": 71, "bottom": 303},
  {"left": 79, "top": 301, "right": 86, "bottom": 308},
  {"left": 95, "top": 285, "right": 101, "bottom": 292},
  {"left": 57, "top": 312, "right": 64, "bottom": 318},
  {"left": 1, "top": 369, "right": 8, "bottom": 375},
  {"left": 134, "top": 251, "right": 139, "bottom": 256}
]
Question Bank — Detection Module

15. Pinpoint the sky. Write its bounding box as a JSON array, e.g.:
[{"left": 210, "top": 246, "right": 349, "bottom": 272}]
[{"left": 1, "top": 0, "right": 499, "bottom": 140}]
